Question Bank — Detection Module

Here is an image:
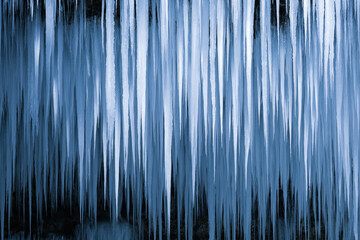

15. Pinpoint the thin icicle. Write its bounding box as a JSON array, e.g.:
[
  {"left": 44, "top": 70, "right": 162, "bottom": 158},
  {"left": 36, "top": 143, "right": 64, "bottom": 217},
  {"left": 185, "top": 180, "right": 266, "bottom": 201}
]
[
  {"left": 210, "top": 0, "right": 217, "bottom": 178},
  {"left": 136, "top": 0, "right": 149, "bottom": 173},
  {"left": 260, "top": 0, "right": 270, "bottom": 162},
  {"left": 163, "top": 77, "right": 172, "bottom": 238},
  {"left": 318, "top": 0, "right": 325, "bottom": 67},
  {"left": 115, "top": 102, "right": 120, "bottom": 219},
  {"left": 105, "top": 0, "right": 116, "bottom": 208},
  {"left": 217, "top": 0, "right": 225, "bottom": 138},
  {"left": 303, "top": 0, "right": 310, "bottom": 47},
  {"left": 324, "top": 0, "right": 335, "bottom": 93},
  {"left": 244, "top": 0, "right": 255, "bottom": 186},
  {"left": 190, "top": 0, "right": 201, "bottom": 200},
  {"left": 177, "top": 3, "right": 184, "bottom": 133},
  {"left": 232, "top": 0, "right": 241, "bottom": 184},
  {"left": 201, "top": 0, "right": 209, "bottom": 148},
  {"left": 106, "top": 0, "right": 116, "bottom": 141},
  {"left": 121, "top": 0, "right": 130, "bottom": 176},
  {"left": 183, "top": 0, "right": 189, "bottom": 103},
  {"left": 161, "top": 0, "right": 172, "bottom": 235}
]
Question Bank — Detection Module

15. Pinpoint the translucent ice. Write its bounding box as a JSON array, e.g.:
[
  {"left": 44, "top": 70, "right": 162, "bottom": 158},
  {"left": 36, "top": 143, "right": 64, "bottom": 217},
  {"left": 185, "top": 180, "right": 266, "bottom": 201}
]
[{"left": 1, "top": 1, "right": 360, "bottom": 239}]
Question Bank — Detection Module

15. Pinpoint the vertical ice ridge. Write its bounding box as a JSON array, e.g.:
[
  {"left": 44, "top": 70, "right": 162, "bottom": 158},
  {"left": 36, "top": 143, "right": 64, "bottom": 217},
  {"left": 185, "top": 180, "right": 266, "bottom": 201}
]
[
  {"left": 201, "top": 0, "right": 209, "bottom": 150},
  {"left": 121, "top": 0, "right": 130, "bottom": 177},
  {"left": 114, "top": 7, "right": 121, "bottom": 217},
  {"left": 129, "top": 0, "right": 135, "bottom": 57},
  {"left": 289, "top": 0, "right": 298, "bottom": 90},
  {"left": 318, "top": 0, "right": 325, "bottom": 69},
  {"left": 33, "top": 14, "right": 41, "bottom": 133},
  {"left": 190, "top": 0, "right": 200, "bottom": 201},
  {"left": 210, "top": 0, "right": 217, "bottom": 178},
  {"left": 163, "top": 75, "right": 172, "bottom": 238},
  {"left": 136, "top": 0, "right": 149, "bottom": 174},
  {"left": 177, "top": 2, "right": 184, "bottom": 134},
  {"left": 303, "top": 0, "right": 311, "bottom": 48},
  {"left": 160, "top": 0, "right": 172, "bottom": 235},
  {"left": 244, "top": 0, "right": 255, "bottom": 187},
  {"left": 105, "top": 0, "right": 115, "bottom": 146},
  {"left": 217, "top": 0, "right": 225, "bottom": 139},
  {"left": 105, "top": 0, "right": 116, "bottom": 211},
  {"left": 183, "top": 0, "right": 189, "bottom": 103},
  {"left": 232, "top": 0, "right": 241, "bottom": 185},
  {"left": 115, "top": 95, "right": 121, "bottom": 219},
  {"left": 324, "top": 0, "right": 335, "bottom": 95},
  {"left": 260, "top": 0, "right": 270, "bottom": 166}
]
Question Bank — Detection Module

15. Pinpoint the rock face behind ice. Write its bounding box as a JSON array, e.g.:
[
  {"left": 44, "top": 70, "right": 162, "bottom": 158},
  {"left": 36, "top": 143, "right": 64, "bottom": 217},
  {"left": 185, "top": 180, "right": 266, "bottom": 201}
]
[
  {"left": 1, "top": 0, "right": 360, "bottom": 239},
  {"left": 75, "top": 221, "right": 137, "bottom": 240}
]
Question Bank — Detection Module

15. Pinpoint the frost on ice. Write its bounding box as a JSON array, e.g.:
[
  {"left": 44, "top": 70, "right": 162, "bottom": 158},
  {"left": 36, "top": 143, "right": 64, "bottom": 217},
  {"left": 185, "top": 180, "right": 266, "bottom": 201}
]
[{"left": 1, "top": 0, "right": 360, "bottom": 239}]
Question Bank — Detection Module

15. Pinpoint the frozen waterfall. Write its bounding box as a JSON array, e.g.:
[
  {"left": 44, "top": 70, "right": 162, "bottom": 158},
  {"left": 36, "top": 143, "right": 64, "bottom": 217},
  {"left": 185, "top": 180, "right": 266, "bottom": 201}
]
[{"left": 1, "top": 0, "right": 360, "bottom": 239}]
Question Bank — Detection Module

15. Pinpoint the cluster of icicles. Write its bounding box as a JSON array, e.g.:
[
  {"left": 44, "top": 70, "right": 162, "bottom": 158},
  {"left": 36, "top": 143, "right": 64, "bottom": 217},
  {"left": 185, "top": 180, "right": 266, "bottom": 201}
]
[{"left": 1, "top": 0, "right": 360, "bottom": 239}]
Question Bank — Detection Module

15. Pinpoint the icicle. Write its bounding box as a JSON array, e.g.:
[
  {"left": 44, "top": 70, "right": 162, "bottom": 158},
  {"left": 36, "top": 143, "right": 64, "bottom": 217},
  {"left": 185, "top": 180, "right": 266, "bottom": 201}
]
[
  {"left": 183, "top": 0, "right": 189, "bottom": 103},
  {"left": 105, "top": 0, "right": 116, "bottom": 209},
  {"left": 45, "top": 0, "right": 55, "bottom": 81},
  {"left": 113, "top": 0, "right": 121, "bottom": 214},
  {"left": 244, "top": 0, "right": 255, "bottom": 186},
  {"left": 129, "top": 0, "right": 135, "bottom": 57},
  {"left": 260, "top": 0, "right": 270, "bottom": 163},
  {"left": 190, "top": 0, "right": 200, "bottom": 200},
  {"left": 136, "top": 0, "right": 149, "bottom": 175},
  {"left": 343, "top": 95, "right": 350, "bottom": 208},
  {"left": 177, "top": 3, "right": 184, "bottom": 134},
  {"left": 121, "top": 0, "right": 130, "bottom": 177},
  {"left": 353, "top": 123, "right": 359, "bottom": 239},
  {"left": 232, "top": 0, "right": 241, "bottom": 184},
  {"left": 33, "top": 13, "right": 40, "bottom": 132},
  {"left": 303, "top": 0, "right": 310, "bottom": 47},
  {"left": 115, "top": 100, "right": 120, "bottom": 219},
  {"left": 210, "top": 0, "right": 217, "bottom": 178},
  {"left": 76, "top": 77, "right": 85, "bottom": 221},
  {"left": 101, "top": 0, "right": 105, "bottom": 51},
  {"left": 289, "top": 0, "right": 298, "bottom": 82},
  {"left": 94, "top": 49, "right": 100, "bottom": 156},
  {"left": 324, "top": 0, "right": 335, "bottom": 93},
  {"left": 318, "top": 0, "right": 325, "bottom": 67},
  {"left": 217, "top": 0, "right": 225, "bottom": 138},
  {"left": 106, "top": 0, "right": 116, "bottom": 139},
  {"left": 30, "top": 0, "right": 33, "bottom": 18},
  {"left": 163, "top": 72, "right": 172, "bottom": 238},
  {"left": 160, "top": 0, "right": 172, "bottom": 235},
  {"left": 335, "top": 0, "right": 341, "bottom": 63},
  {"left": 201, "top": 0, "right": 209, "bottom": 148}
]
